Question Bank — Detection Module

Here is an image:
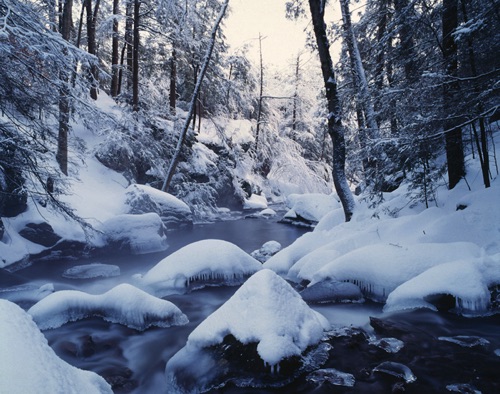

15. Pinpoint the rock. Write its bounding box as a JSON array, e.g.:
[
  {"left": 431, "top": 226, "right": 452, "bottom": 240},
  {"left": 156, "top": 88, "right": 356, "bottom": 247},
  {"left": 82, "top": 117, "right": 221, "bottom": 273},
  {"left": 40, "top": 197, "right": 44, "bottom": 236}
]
[
  {"left": 124, "top": 184, "right": 193, "bottom": 230},
  {"left": 250, "top": 240, "right": 282, "bottom": 263},
  {"left": 300, "top": 280, "right": 364, "bottom": 304},
  {"left": 18, "top": 222, "right": 62, "bottom": 247},
  {"left": 62, "top": 263, "right": 120, "bottom": 279},
  {"left": 0, "top": 218, "right": 4, "bottom": 240}
]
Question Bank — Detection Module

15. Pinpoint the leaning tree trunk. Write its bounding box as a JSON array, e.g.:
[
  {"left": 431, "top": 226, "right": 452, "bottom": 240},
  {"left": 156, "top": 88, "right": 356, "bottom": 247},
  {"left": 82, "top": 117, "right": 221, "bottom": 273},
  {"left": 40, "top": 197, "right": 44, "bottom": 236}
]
[
  {"left": 161, "top": 0, "right": 230, "bottom": 192},
  {"left": 442, "top": 0, "right": 465, "bottom": 189},
  {"left": 308, "top": 0, "right": 355, "bottom": 221}
]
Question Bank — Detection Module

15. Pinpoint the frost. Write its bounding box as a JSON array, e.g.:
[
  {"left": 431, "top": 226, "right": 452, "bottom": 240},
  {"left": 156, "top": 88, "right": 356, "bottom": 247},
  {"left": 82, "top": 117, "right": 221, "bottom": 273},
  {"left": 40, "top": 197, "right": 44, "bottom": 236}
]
[
  {"left": 0, "top": 300, "right": 113, "bottom": 393},
  {"left": 62, "top": 263, "right": 120, "bottom": 279},
  {"left": 139, "top": 239, "right": 262, "bottom": 297},
  {"left": 28, "top": 283, "right": 188, "bottom": 331}
]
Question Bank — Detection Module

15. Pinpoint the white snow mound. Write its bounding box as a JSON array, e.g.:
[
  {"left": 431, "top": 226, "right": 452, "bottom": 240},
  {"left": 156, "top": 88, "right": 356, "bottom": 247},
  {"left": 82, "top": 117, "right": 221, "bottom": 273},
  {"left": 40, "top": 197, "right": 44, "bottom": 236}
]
[
  {"left": 140, "top": 239, "right": 263, "bottom": 297},
  {"left": 28, "top": 283, "right": 188, "bottom": 330},
  {"left": 0, "top": 299, "right": 113, "bottom": 394},
  {"left": 186, "top": 269, "right": 330, "bottom": 366},
  {"left": 284, "top": 193, "right": 340, "bottom": 223}
]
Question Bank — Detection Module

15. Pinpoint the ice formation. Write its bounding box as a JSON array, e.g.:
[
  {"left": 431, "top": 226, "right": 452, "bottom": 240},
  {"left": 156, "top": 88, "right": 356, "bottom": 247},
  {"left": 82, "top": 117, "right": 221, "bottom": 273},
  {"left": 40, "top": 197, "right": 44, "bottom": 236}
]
[
  {"left": 306, "top": 368, "right": 355, "bottom": 387},
  {"left": 62, "top": 263, "right": 120, "bottom": 279},
  {"left": 368, "top": 337, "right": 405, "bottom": 353},
  {"left": 182, "top": 269, "right": 330, "bottom": 367},
  {"left": 309, "top": 242, "right": 483, "bottom": 302},
  {"left": 373, "top": 361, "right": 416, "bottom": 383},
  {"left": 28, "top": 283, "right": 188, "bottom": 331},
  {"left": 101, "top": 212, "right": 168, "bottom": 254},
  {"left": 384, "top": 255, "right": 500, "bottom": 314},
  {"left": 139, "top": 239, "right": 263, "bottom": 297},
  {"left": 0, "top": 299, "right": 113, "bottom": 393},
  {"left": 438, "top": 335, "right": 490, "bottom": 348}
]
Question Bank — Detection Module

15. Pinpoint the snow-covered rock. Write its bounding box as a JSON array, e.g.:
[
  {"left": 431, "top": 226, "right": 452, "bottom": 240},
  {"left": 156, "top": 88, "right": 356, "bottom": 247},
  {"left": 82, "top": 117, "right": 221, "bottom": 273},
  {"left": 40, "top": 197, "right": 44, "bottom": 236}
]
[
  {"left": 139, "top": 239, "right": 262, "bottom": 297},
  {"left": 18, "top": 222, "right": 62, "bottom": 247},
  {"left": 0, "top": 299, "right": 113, "bottom": 394},
  {"left": 165, "top": 269, "right": 330, "bottom": 392},
  {"left": 0, "top": 283, "right": 54, "bottom": 306},
  {"left": 101, "top": 212, "right": 168, "bottom": 254},
  {"left": 282, "top": 193, "right": 341, "bottom": 226},
  {"left": 124, "top": 184, "right": 193, "bottom": 229},
  {"left": 243, "top": 193, "right": 268, "bottom": 209},
  {"left": 28, "top": 283, "right": 188, "bottom": 331},
  {"left": 384, "top": 254, "right": 500, "bottom": 315},
  {"left": 250, "top": 240, "right": 281, "bottom": 263},
  {"left": 299, "top": 280, "right": 364, "bottom": 304}
]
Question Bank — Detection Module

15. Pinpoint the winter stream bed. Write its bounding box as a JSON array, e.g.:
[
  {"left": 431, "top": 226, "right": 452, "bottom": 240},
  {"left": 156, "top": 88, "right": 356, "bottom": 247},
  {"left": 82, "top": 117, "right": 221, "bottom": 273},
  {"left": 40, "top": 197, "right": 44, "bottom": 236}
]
[{"left": 2, "top": 214, "right": 499, "bottom": 393}]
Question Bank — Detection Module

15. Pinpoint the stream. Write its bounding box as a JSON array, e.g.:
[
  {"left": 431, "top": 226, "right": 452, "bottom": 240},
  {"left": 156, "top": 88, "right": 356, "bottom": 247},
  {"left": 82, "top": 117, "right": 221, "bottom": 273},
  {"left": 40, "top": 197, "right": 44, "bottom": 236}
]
[{"left": 2, "top": 212, "right": 500, "bottom": 393}]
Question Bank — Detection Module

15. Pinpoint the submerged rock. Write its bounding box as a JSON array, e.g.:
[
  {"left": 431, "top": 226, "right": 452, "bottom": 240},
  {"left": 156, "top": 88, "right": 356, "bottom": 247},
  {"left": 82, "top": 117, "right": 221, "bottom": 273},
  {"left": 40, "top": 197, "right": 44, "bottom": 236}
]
[{"left": 62, "top": 263, "right": 120, "bottom": 279}]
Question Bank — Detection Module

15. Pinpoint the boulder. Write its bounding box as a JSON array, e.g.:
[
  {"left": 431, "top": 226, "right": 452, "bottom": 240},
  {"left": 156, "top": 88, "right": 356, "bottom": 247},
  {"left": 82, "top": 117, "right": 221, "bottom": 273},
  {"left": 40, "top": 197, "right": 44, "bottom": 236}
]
[
  {"left": 300, "top": 280, "right": 364, "bottom": 304},
  {"left": 0, "top": 218, "right": 4, "bottom": 240},
  {"left": 18, "top": 222, "right": 62, "bottom": 247},
  {"left": 124, "top": 184, "right": 193, "bottom": 230}
]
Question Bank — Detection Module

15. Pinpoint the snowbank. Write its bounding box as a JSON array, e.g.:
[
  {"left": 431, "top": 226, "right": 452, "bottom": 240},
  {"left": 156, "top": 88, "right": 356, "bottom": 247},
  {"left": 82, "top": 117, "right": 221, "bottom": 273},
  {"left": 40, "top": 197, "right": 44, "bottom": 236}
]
[
  {"left": 283, "top": 193, "right": 341, "bottom": 224},
  {"left": 0, "top": 299, "right": 112, "bottom": 394},
  {"left": 139, "top": 239, "right": 262, "bottom": 296},
  {"left": 180, "top": 269, "right": 330, "bottom": 366},
  {"left": 28, "top": 283, "right": 188, "bottom": 331}
]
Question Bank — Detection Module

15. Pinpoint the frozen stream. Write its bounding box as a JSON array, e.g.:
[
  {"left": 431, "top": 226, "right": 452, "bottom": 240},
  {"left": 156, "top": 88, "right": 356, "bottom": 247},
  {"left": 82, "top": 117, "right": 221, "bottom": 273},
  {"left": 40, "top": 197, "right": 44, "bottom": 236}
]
[{"left": 2, "top": 213, "right": 500, "bottom": 393}]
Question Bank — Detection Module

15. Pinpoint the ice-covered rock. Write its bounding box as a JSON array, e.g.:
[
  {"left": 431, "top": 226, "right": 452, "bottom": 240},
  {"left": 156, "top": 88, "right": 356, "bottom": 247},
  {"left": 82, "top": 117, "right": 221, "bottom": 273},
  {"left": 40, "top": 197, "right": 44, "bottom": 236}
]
[
  {"left": 438, "top": 335, "right": 490, "bottom": 348},
  {"left": 62, "top": 263, "right": 120, "bottom": 279},
  {"left": 139, "top": 239, "right": 262, "bottom": 297},
  {"left": 368, "top": 337, "right": 405, "bottom": 353},
  {"left": 373, "top": 361, "right": 416, "bottom": 383},
  {"left": 28, "top": 283, "right": 188, "bottom": 331},
  {"left": 384, "top": 255, "right": 500, "bottom": 315},
  {"left": 165, "top": 269, "right": 330, "bottom": 392},
  {"left": 282, "top": 193, "right": 340, "bottom": 226},
  {"left": 446, "top": 383, "right": 482, "bottom": 393},
  {"left": 0, "top": 283, "right": 54, "bottom": 305},
  {"left": 0, "top": 299, "right": 113, "bottom": 393},
  {"left": 101, "top": 212, "right": 168, "bottom": 254},
  {"left": 299, "top": 279, "right": 364, "bottom": 304},
  {"left": 309, "top": 242, "right": 483, "bottom": 302},
  {"left": 124, "top": 184, "right": 193, "bottom": 229},
  {"left": 251, "top": 240, "right": 282, "bottom": 263},
  {"left": 306, "top": 368, "right": 355, "bottom": 387}
]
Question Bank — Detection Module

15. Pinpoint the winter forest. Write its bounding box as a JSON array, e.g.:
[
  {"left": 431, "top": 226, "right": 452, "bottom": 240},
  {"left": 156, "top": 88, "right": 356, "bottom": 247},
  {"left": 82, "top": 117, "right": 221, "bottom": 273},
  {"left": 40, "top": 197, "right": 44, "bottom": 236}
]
[{"left": 1, "top": 0, "right": 499, "bottom": 392}]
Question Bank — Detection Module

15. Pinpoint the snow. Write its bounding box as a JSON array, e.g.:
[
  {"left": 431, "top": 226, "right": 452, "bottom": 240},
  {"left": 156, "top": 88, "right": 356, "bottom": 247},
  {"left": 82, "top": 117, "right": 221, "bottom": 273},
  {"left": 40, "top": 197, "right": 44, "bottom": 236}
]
[
  {"left": 243, "top": 193, "right": 268, "bottom": 209},
  {"left": 284, "top": 193, "right": 341, "bottom": 223},
  {"left": 28, "top": 283, "right": 188, "bottom": 331},
  {"left": 0, "top": 299, "right": 113, "bottom": 394},
  {"left": 0, "top": 283, "right": 54, "bottom": 305},
  {"left": 101, "top": 212, "right": 168, "bottom": 254},
  {"left": 250, "top": 240, "right": 281, "bottom": 263},
  {"left": 182, "top": 269, "right": 330, "bottom": 366},
  {"left": 139, "top": 239, "right": 263, "bottom": 297}
]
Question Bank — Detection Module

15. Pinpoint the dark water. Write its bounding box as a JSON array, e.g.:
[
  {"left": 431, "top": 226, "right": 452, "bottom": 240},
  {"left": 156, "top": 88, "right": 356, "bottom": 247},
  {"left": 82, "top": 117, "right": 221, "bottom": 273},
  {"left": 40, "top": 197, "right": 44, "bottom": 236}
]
[{"left": 2, "top": 214, "right": 500, "bottom": 393}]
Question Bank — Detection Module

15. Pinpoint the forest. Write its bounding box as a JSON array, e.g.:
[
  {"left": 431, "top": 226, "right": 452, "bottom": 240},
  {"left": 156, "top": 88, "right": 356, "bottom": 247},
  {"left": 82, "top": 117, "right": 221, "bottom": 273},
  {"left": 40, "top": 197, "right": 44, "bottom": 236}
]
[{"left": 0, "top": 0, "right": 499, "bottom": 393}]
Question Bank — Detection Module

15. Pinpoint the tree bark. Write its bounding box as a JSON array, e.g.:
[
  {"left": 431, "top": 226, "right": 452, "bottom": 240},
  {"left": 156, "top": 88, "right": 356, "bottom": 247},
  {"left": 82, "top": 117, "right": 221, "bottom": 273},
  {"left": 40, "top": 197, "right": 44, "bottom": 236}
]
[
  {"left": 169, "top": 48, "right": 177, "bottom": 115},
  {"left": 110, "top": 0, "right": 120, "bottom": 97},
  {"left": 85, "top": 0, "right": 100, "bottom": 100},
  {"left": 442, "top": 0, "right": 465, "bottom": 189},
  {"left": 162, "top": 0, "right": 230, "bottom": 192},
  {"left": 132, "top": 0, "right": 140, "bottom": 112},
  {"left": 308, "top": 0, "right": 355, "bottom": 221},
  {"left": 255, "top": 32, "right": 264, "bottom": 151}
]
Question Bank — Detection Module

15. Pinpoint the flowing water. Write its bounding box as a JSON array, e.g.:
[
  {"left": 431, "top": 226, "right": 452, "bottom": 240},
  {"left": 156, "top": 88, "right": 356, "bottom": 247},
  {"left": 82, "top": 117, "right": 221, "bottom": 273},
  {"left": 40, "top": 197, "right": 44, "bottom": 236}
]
[{"left": 2, "top": 212, "right": 499, "bottom": 393}]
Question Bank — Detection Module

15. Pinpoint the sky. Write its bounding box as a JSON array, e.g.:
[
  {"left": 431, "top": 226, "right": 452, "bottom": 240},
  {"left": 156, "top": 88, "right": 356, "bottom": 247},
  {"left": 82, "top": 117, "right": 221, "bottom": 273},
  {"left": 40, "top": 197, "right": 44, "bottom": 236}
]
[{"left": 224, "top": 0, "right": 310, "bottom": 70}]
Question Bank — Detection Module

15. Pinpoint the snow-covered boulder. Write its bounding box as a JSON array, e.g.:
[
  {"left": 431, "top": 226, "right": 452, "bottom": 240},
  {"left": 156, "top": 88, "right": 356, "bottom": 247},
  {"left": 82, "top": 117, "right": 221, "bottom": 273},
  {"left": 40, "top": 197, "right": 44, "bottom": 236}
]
[
  {"left": 28, "top": 283, "right": 188, "bottom": 331},
  {"left": 300, "top": 280, "right": 364, "bottom": 304},
  {"left": 243, "top": 193, "right": 268, "bottom": 209},
  {"left": 250, "top": 240, "right": 281, "bottom": 263},
  {"left": 281, "top": 193, "right": 341, "bottom": 227},
  {"left": 384, "top": 254, "right": 500, "bottom": 315},
  {"left": 101, "top": 212, "right": 168, "bottom": 254},
  {"left": 0, "top": 283, "right": 54, "bottom": 306},
  {"left": 309, "top": 242, "right": 483, "bottom": 302},
  {"left": 124, "top": 184, "right": 193, "bottom": 229},
  {"left": 139, "top": 239, "right": 262, "bottom": 297},
  {"left": 165, "top": 269, "right": 331, "bottom": 392},
  {"left": 0, "top": 299, "right": 113, "bottom": 394}
]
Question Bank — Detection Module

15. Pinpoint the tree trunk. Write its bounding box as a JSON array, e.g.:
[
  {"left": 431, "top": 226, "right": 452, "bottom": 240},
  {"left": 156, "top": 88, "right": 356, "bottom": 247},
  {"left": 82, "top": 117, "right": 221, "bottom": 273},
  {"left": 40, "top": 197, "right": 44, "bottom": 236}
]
[
  {"left": 308, "top": 0, "right": 355, "bottom": 221},
  {"left": 57, "top": 0, "right": 73, "bottom": 176},
  {"left": 169, "top": 48, "right": 177, "bottom": 115},
  {"left": 110, "top": 0, "right": 120, "bottom": 97},
  {"left": 255, "top": 33, "right": 264, "bottom": 151},
  {"left": 85, "top": 0, "right": 100, "bottom": 100},
  {"left": 132, "top": 0, "right": 140, "bottom": 112},
  {"left": 162, "top": 0, "right": 230, "bottom": 192},
  {"left": 125, "top": 0, "right": 134, "bottom": 92},
  {"left": 442, "top": 0, "right": 465, "bottom": 189}
]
